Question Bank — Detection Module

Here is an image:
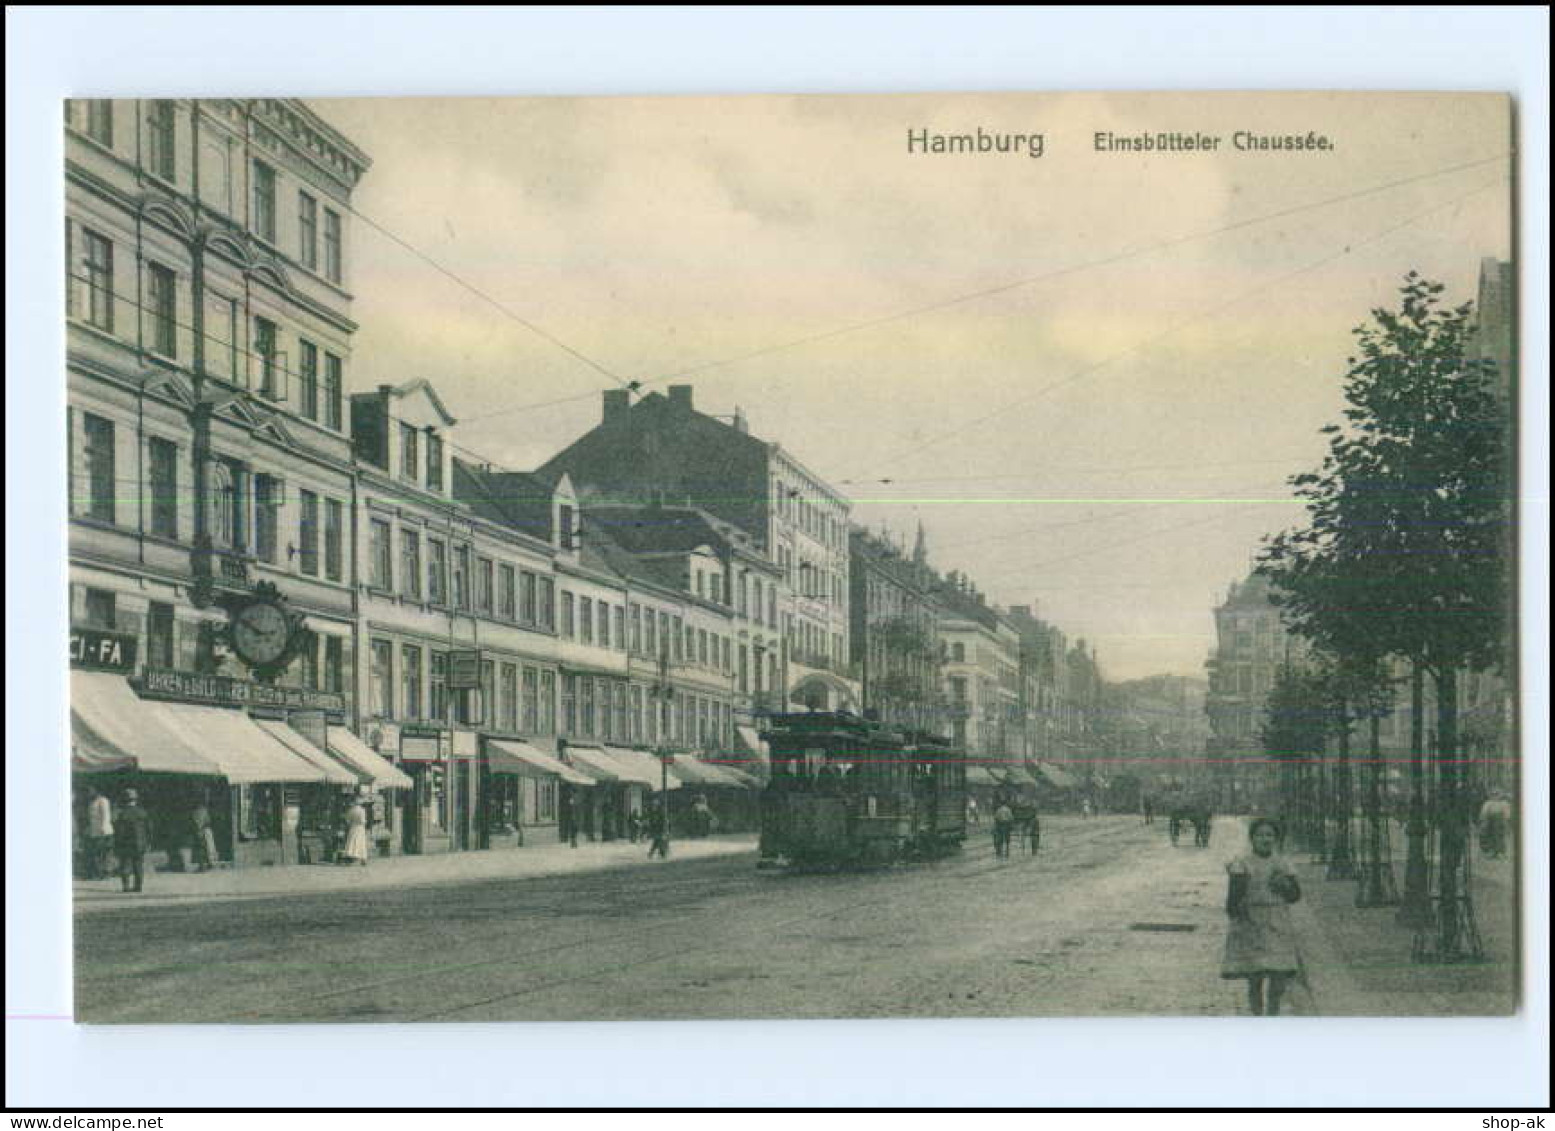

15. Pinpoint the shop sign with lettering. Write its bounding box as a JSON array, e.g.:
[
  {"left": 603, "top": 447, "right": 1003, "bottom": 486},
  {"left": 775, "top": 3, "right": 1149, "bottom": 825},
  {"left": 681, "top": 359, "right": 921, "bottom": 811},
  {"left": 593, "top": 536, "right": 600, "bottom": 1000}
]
[
  {"left": 70, "top": 628, "right": 139, "bottom": 673},
  {"left": 136, "top": 668, "right": 347, "bottom": 712}
]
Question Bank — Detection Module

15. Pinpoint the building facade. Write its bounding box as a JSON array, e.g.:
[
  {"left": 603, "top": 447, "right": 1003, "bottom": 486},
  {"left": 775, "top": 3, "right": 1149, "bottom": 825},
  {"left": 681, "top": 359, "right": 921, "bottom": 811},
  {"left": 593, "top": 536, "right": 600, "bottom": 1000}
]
[
  {"left": 66, "top": 98, "right": 377, "bottom": 869},
  {"left": 849, "top": 525, "right": 945, "bottom": 734}
]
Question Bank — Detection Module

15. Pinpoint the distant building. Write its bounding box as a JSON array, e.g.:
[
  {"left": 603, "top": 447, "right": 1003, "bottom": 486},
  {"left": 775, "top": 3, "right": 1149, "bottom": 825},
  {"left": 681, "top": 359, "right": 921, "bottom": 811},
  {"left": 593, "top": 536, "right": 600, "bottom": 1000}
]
[
  {"left": 937, "top": 576, "right": 1021, "bottom": 767},
  {"left": 1205, "top": 571, "right": 1307, "bottom": 807},
  {"left": 538, "top": 386, "right": 856, "bottom": 714},
  {"left": 850, "top": 523, "right": 944, "bottom": 734}
]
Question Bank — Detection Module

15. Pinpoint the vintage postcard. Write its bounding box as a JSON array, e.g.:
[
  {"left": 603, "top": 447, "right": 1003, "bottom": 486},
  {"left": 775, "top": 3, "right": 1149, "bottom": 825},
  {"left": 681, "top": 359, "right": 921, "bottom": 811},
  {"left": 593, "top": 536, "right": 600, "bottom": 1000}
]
[{"left": 65, "top": 90, "right": 1517, "bottom": 1023}]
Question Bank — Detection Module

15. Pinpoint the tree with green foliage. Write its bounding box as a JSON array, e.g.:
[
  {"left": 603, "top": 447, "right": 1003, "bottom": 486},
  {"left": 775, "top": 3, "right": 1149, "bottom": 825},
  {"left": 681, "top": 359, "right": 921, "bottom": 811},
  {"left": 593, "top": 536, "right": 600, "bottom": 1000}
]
[{"left": 1259, "top": 272, "right": 1510, "bottom": 957}]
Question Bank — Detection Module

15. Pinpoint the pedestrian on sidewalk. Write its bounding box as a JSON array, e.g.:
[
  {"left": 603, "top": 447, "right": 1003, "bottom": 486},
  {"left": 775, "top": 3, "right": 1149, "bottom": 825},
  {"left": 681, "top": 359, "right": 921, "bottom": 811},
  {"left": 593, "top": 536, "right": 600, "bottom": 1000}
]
[
  {"left": 85, "top": 786, "right": 114, "bottom": 879},
  {"left": 1221, "top": 817, "right": 1304, "bottom": 1016},
  {"left": 1142, "top": 795, "right": 1154, "bottom": 826},
  {"left": 338, "top": 795, "right": 370, "bottom": 866},
  {"left": 113, "top": 789, "right": 151, "bottom": 893},
  {"left": 646, "top": 805, "right": 670, "bottom": 859},
  {"left": 189, "top": 799, "right": 218, "bottom": 872},
  {"left": 992, "top": 801, "right": 1014, "bottom": 858}
]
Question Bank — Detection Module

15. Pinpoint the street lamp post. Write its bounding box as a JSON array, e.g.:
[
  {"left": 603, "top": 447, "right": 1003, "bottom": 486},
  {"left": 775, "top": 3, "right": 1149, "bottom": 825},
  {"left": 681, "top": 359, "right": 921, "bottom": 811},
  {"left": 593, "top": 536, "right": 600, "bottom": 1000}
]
[{"left": 651, "top": 647, "right": 674, "bottom": 858}]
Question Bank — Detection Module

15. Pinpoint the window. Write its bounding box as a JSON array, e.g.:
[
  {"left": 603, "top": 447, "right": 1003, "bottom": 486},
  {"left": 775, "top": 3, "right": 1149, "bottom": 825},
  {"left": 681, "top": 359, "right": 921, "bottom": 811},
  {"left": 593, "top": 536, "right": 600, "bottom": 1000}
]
[
  {"left": 522, "top": 668, "right": 539, "bottom": 733},
  {"left": 581, "top": 677, "right": 596, "bottom": 736},
  {"left": 560, "top": 591, "right": 574, "bottom": 638},
  {"left": 323, "top": 353, "right": 343, "bottom": 430},
  {"left": 698, "top": 629, "right": 709, "bottom": 666},
  {"left": 148, "top": 437, "right": 177, "bottom": 539},
  {"left": 498, "top": 564, "right": 515, "bottom": 620},
  {"left": 540, "top": 670, "right": 556, "bottom": 734},
  {"left": 599, "top": 681, "right": 612, "bottom": 740},
  {"left": 645, "top": 608, "right": 658, "bottom": 655},
  {"left": 298, "top": 631, "right": 320, "bottom": 690},
  {"left": 251, "top": 160, "right": 276, "bottom": 243},
  {"left": 148, "top": 602, "right": 175, "bottom": 668},
  {"left": 671, "top": 615, "right": 683, "bottom": 661},
  {"left": 369, "top": 519, "right": 392, "bottom": 589},
  {"left": 426, "top": 432, "right": 444, "bottom": 490},
  {"left": 83, "top": 99, "right": 113, "bottom": 146},
  {"left": 558, "top": 504, "right": 575, "bottom": 550},
  {"left": 147, "top": 262, "right": 176, "bottom": 357},
  {"left": 298, "top": 191, "right": 318, "bottom": 270},
  {"left": 597, "top": 602, "right": 609, "bottom": 648},
  {"left": 298, "top": 490, "right": 319, "bottom": 576},
  {"left": 630, "top": 605, "right": 641, "bottom": 653},
  {"left": 207, "top": 294, "right": 239, "bottom": 382},
  {"left": 324, "top": 635, "right": 345, "bottom": 694},
  {"left": 82, "top": 229, "right": 114, "bottom": 331},
  {"left": 453, "top": 546, "right": 470, "bottom": 609},
  {"left": 427, "top": 539, "right": 447, "bottom": 604},
  {"left": 370, "top": 639, "right": 393, "bottom": 717},
  {"left": 254, "top": 317, "right": 281, "bottom": 399},
  {"left": 323, "top": 207, "right": 342, "bottom": 283},
  {"left": 147, "top": 101, "right": 175, "bottom": 180},
  {"left": 477, "top": 558, "right": 494, "bottom": 614},
  {"left": 402, "top": 645, "right": 423, "bottom": 720},
  {"left": 84, "top": 588, "right": 116, "bottom": 630},
  {"left": 82, "top": 413, "right": 115, "bottom": 523},
  {"left": 479, "top": 660, "right": 495, "bottom": 728},
  {"left": 561, "top": 674, "right": 577, "bottom": 734},
  {"left": 519, "top": 571, "right": 536, "bottom": 624},
  {"left": 399, "top": 422, "right": 418, "bottom": 481},
  {"left": 538, "top": 578, "right": 555, "bottom": 629},
  {"left": 298, "top": 339, "right": 319, "bottom": 420},
  {"left": 401, "top": 529, "right": 422, "bottom": 600},
  {"left": 614, "top": 606, "right": 624, "bottom": 651},
  {"left": 324, "top": 498, "right": 343, "bottom": 581},
  {"left": 579, "top": 597, "right": 593, "bottom": 644},
  {"left": 500, "top": 663, "right": 519, "bottom": 732}
]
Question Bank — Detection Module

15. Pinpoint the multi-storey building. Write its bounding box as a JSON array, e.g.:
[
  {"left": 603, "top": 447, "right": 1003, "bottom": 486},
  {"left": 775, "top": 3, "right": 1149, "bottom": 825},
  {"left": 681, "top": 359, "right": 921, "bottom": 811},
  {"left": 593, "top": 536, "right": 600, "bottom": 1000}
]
[
  {"left": 537, "top": 386, "right": 857, "bottom": 715},
  {"left": 1204, "top": 570, "right": 1308, "bottom": 807},
  {"left": 66, "top": 98, "right": 381, "bottom": 869},
  {"left": 937, "top": 576, "right": 1021, "bottom": 768},
  {"left": 850, "top": 525, "right": 944, "bottom": 734}
]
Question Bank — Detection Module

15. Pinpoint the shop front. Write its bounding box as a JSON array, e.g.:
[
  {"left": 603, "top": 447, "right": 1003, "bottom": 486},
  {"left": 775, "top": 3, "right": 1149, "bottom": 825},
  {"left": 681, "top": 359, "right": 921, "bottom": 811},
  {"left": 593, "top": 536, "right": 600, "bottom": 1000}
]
[
  {"left": 71, "top": 662, "right": 345, "bottom": 870},
  {"left": 396, "top": 726, "right": 478, "bottom": 855},
  {"left": 324, "top": 726, "right": 414, "bottom": 857},
  {"left": 479, "top": 736, "right": 594, "bottom": 848}
]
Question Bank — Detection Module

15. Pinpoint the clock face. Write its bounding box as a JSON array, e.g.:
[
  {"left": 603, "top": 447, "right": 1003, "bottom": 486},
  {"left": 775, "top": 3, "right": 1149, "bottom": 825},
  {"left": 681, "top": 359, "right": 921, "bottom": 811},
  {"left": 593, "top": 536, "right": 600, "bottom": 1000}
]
[{"left": 231, "top": 600, "right": 291, "bottom": 666}]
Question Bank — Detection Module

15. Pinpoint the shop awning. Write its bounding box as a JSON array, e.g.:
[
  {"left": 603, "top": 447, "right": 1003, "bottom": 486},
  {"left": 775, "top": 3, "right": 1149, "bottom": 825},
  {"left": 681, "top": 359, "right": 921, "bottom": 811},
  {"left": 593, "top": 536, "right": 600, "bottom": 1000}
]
[
  {"left": 691, "top": 758, "right": 760, "bottom": 790},
  {"left": 965, "top": 765, "right": 1003, "bottom": 787},
  {"left": 70, "top": 671, "right": 221, "bottom": 776},
  {"left": 487, "top": 739, "right": 594, "bottom": 786},
  {"left": 563, "top": 744, "right": 625, "bottom": 783},
  {"left": 1036, "top": 762, "right": 1079, "bottom": 791},
  {"left": 325, "top": 727, "right": 414, "bottom": 790},
  {"left": 715, "top": 764, "right": 765, "bottom": 789},
  {"left": 734, "top": 726, "right": 769, "bottom": 761},
  {"left": 605, "top": 746, "right": 681, "bottom": 790},
  {"left": 661, "top": 755, "right": 722, "bottom": 787},
  {"left": 1001, "top": 765, "right": 1039, "bottom": 788},
  {"left": 148, "top": 701, "right": 327, "bottom": 783},
  {"left": 255, "top": 720, "right": 358, "bottom": 785}
]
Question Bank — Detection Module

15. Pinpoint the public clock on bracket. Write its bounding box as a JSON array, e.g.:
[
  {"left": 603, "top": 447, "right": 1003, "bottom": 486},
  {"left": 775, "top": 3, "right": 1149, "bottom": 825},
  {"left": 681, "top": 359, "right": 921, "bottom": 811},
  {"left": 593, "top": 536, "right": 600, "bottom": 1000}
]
[{"left": 229, "top": 597, "right": 292, "bottom": 668}]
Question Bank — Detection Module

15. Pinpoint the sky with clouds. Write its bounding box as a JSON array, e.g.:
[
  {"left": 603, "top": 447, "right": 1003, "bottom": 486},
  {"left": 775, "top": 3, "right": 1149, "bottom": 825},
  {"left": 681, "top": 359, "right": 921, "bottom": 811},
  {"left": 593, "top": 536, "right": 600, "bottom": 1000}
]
[{"left": 313, "top": 91, "right": 1512, "bottom": 681}]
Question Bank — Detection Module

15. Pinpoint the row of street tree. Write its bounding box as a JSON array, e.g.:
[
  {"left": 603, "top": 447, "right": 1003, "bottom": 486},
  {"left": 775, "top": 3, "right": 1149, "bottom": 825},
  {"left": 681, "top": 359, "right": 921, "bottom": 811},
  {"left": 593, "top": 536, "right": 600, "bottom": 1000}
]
[{"left": 1257, "top": 271, "right": 1513, "bottom": 962}]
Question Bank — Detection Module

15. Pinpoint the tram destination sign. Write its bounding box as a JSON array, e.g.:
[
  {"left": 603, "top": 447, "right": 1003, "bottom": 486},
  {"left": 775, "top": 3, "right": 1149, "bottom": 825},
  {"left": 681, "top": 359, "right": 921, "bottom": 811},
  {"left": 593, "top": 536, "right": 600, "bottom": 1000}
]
[
  {"left": 136, "top": 668, "right": 347, "bottom": 712},
  {"left": 447, "top": 649, "right": 483, "bottom": 690}
]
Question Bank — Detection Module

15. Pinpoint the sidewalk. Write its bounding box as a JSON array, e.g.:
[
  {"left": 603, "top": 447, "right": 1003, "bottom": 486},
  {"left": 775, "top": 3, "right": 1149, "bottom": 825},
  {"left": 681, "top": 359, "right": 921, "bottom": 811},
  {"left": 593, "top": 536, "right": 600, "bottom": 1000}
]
[
  {"left": 1285, "top": 845, "right": 1518, "bottom": 1016},
  {"left": 73, "top": 833, "right": 760, "bottom": 913}
]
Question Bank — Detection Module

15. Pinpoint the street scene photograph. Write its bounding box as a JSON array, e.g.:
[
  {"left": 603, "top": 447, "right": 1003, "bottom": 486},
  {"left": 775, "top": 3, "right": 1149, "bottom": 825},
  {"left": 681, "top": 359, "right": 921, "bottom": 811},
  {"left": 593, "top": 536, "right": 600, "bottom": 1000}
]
[{"left": 61, "top": 89, "right": 1520, "bottom": 1025}]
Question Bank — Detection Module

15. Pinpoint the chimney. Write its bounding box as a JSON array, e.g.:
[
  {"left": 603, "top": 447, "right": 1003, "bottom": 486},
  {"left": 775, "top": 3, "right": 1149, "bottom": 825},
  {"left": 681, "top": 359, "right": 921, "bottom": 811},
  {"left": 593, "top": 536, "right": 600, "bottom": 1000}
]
[
  {"left": 602, "top": 388, "right": 630, "bottom": 424},
  {"left": 668, "top": 385, "right": 694, "bottom": 412},
  {"left": 732, "top": 406, "right": 748, "bottom": 433}
]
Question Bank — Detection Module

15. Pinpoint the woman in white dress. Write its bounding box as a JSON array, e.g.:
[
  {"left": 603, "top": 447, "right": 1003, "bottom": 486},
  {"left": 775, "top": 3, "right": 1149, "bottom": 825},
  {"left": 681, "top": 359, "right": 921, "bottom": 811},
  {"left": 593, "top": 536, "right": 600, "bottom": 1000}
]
[{"left": 340, "top": 798, "right": 370, "bottom": 866}]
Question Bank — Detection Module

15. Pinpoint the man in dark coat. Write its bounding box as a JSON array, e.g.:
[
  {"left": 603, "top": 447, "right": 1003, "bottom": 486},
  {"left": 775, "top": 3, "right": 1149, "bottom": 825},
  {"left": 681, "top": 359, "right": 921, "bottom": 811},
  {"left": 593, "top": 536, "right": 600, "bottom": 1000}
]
[{"left": 114, "top": 789, "right": 152, "bottom": 892}]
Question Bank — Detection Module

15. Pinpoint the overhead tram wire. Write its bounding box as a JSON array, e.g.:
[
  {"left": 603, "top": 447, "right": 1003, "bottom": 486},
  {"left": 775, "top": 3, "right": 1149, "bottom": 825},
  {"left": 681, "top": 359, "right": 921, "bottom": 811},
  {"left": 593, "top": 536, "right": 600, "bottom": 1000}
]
[
  {"left": 865, "top": 172, "right": 1511, "bottom": 477},
  {"left": 447, "top": 150, "right": 1505, "bottom": 432},
  {"left": 451, "top": 149, "right": 1508, "bottom": 432},
  {"left": 343, "top": 202, "right": 633, "bottom": 393},
  {"left": 628, "top": 152, "right": 1511, "bottom": 393}
]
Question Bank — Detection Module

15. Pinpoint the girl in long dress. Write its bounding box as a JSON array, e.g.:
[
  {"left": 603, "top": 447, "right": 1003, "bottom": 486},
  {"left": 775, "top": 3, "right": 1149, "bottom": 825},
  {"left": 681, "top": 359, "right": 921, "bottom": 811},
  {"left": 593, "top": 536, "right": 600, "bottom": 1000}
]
[
  {"left": 1221, "top": 817, "right": 1303, "bottom": 1015},
  {"left": 340, "top": 799, "right": 370, "bottom": 866}
]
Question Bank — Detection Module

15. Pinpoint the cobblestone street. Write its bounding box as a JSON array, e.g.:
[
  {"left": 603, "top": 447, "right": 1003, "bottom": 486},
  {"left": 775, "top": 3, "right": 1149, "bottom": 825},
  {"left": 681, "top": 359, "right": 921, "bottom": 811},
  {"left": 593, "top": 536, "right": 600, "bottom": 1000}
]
[{"left": 74, "top": 815, "right": 1517, "bottom": 1023}]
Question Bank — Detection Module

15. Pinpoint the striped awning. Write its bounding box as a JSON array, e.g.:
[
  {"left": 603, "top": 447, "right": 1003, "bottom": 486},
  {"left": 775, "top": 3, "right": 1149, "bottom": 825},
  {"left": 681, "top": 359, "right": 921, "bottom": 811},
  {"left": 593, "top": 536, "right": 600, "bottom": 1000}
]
[
  {"left": 326, "top": 727, "right": 414, "bottom": 790},
  {"left": 254, "top": 719, "right": 358, "bottom": 785},
  {"left": 71, "top": 671, "right": 221, "bottom": 776},
  {"left": 487, "top": 738, "right": 594, "bottom": 786}
]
